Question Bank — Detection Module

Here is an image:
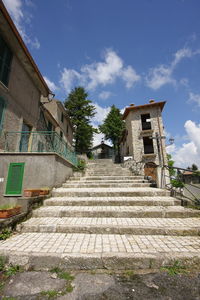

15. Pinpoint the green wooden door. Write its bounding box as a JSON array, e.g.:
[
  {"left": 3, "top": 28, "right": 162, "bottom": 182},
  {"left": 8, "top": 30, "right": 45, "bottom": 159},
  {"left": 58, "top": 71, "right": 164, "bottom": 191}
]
[{"left": 5, "top": 163, "right": 25, "bottom": 195}]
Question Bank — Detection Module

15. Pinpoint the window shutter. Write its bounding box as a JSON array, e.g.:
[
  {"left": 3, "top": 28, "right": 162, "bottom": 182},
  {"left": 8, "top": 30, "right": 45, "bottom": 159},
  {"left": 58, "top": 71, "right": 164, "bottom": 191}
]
[{"left": 5, "top": 163, "right": 25, "bottom": 195}]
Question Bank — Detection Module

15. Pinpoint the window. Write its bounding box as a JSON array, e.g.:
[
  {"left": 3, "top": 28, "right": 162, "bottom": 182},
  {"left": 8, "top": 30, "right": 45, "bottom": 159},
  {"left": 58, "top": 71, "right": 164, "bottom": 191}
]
[
  {"left": 66, "top": 124, "right": 69, "bottom": 134},
  {"left": 19, "top": 122, "right": 32, "bottom": 152},
  {"left": 5, "top": 163, "right": 25, "bottom": 195},
  {"left": 0, "top": 96, "right": 6, "bottom": 132},
  {"left": 141, "top": 114, "right": 151, "bottom": 130},
  {"left": 47, "top": 121, "right": 53, "bottom": 132},
  {"left": 143, "top": 137, "right": 154, "bottom": 154},
  {"left": 61, "top": 112, "right": 64, "bottom": 123},
  {"left": 0, "top": 36, "right": 13, "bottom": 87},
  {"left": 60, "top": 131, "right": 63, "bottom": 138}
]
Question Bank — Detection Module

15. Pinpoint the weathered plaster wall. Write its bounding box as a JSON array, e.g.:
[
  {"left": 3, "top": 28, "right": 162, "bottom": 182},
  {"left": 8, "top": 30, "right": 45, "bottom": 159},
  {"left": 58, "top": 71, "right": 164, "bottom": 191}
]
[
  {"left": 0, "top": 54, "right": 41, "bottom": 151},
  {"left": 0, "top": 153, "right": 73, "bottom": 205}
]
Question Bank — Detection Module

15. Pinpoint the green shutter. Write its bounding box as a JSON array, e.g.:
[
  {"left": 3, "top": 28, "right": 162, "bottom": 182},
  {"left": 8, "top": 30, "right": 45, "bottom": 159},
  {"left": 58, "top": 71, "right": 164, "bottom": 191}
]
[{"left": 5, "top": 163, "right": 25, "bottom": 195}]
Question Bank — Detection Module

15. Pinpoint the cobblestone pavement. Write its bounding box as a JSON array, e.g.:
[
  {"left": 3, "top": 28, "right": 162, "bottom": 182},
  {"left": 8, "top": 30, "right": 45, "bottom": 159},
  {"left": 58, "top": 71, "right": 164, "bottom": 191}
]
[
  {"left": 0, "top": 159, "right": 200, "bottom": 270},
  {"left": 21, "top": 217, "right": 200, "bottom": 227},
  {"left": 1, "top": 233, "right": 200, "bottom": 254}
]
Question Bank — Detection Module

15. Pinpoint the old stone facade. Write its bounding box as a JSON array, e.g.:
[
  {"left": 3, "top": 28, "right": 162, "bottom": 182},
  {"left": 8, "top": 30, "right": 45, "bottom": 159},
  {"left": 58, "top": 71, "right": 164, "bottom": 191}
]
[
  {"left": 91, "top": 142, "right": 113, "bottom": 159},
  {"left": 0, "top": 2, "right": 50, "bottom": 152},
  {"left": 120, "top": 100, "right": 168, "bottom": 187},
  {"left": 43, "top": 99, "right": 73, "bottom": 147}
]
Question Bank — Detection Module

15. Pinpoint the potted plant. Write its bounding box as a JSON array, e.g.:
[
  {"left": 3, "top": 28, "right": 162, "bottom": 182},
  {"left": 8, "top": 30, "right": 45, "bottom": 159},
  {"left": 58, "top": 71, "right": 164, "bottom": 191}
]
[
  {"left": 40, "top": 187, "right": 50, "bottom": 196},
  {"left": 0, "top": 204, "right": 21, "bottom": 219},
  {"left": 24, "top": 189, "right": 41, "bottom": 197}
]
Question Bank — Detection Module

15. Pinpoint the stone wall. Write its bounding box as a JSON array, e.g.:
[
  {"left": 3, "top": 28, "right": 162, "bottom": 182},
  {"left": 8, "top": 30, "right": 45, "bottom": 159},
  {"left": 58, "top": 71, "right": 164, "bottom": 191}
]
[
  {"left": 0, "top": 153, "right": 73, "bottom": 206},
  {"left": 0, "top": 54, "right": 41, "bottom": 151}
]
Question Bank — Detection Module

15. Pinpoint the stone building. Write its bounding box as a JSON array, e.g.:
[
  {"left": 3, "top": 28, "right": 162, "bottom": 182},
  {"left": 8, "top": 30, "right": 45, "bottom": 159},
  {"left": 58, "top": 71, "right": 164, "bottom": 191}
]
[
  {"left": 91, "top": 141, "right": 113, "bottom": 159},
  {"left": 0, "top": 1, "right": 77, "bottom": 204},
  {"left": 43, "top": 99, "right": 73, "bottom": 147},
  {"left": 120, "top": 100, "right": 168, "bottom": 187},
  {"left": 0, "top": 0, "right": 52, "bottom": 152}
]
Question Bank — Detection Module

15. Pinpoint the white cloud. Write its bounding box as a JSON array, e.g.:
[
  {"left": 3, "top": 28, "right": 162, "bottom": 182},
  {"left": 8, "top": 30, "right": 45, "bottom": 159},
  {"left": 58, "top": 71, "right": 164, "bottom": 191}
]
[
  {"left": 146, "top": 47, "right": 200, "bottom": 90},
  {"left": 98, "top": 91, "right": 113, "bottom": 100},
  {"left": 3, "top": 0, "right": 40, "bottom": 49},
  {"left": 188, "top": 92, "right": 200, "bottom": 107},
  {"left": 43, "top": 76, "right": 59, "bottom": 92},
  {"left": 92, "top": 103, "right": 111, "bottom": 126},
  {"left": 121, "top": 66, "right": 141, "bottom": 88},
  {"left": 169, "top": 120, "right": 200, "bottom": 168},
  {"left": 60, "top": 68, "right": 81, "bottom": 93},
  {"left": 92, "top": 131, "right": 112, "bottom": 147},
  {"left": 93, "top": 132, "right": 105, "bottom": 147},
  {"left": 60, "top": 49, "right": 140, "bottom": 93}
]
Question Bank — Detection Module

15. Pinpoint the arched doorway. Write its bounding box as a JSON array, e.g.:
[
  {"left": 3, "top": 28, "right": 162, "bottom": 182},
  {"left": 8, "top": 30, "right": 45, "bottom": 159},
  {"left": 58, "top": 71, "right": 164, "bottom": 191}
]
[{"left": 144, "top": 162, "right": 157, "bottom": 182}]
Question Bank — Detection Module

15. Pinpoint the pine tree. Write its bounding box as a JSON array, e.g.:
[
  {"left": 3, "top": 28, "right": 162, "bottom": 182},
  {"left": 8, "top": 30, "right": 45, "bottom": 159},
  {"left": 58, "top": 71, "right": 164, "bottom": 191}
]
[
  {"left": 99, "top": 105, "right": 125, "bottom": 161},
  {"left": 64, "top": 87, "right": 96, "bottom": 153}
]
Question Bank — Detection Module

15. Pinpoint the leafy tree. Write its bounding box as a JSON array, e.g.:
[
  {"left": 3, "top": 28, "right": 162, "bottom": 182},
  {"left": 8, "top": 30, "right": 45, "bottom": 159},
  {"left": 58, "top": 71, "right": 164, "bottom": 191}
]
[
  {"left": 99, "top": 105, "right": 125, "bottom": 161},
  {"left": 64, "top": 87, "right": 96, "bottom": 153},
  {"left": 167, "top": 154, "right": 176, "bottom": 177},
  {"left": 192, "top": 164, "right": 198, "bottom": 171}
]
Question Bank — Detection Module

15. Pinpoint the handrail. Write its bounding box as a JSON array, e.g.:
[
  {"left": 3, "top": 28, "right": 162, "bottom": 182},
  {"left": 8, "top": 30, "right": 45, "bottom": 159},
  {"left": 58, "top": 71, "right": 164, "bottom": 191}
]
[{"left": 164, "top": 164, "right": 200, "bottom": 205}]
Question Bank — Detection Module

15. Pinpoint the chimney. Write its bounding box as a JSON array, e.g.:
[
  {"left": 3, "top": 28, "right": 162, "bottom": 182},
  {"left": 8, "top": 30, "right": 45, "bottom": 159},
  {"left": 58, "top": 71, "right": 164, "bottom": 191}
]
[
  {"left": 149, "top": 99, "right": 155, "bottom": 103},
  {"left": 129, "top": 103, "right": 135, "bottom": 107}
]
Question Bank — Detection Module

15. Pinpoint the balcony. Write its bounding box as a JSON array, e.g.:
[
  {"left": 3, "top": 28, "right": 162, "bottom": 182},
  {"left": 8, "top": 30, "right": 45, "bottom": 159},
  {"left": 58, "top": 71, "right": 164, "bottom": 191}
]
[{"left": 4, "top": 131, "right": 78, "bottom": 166}]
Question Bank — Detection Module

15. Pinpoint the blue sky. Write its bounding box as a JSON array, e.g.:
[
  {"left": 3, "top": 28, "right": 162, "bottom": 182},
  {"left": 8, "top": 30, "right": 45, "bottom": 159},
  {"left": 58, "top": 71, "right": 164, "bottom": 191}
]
[{"left": 3, "top": 0, "right": 200, "bottom": 167}]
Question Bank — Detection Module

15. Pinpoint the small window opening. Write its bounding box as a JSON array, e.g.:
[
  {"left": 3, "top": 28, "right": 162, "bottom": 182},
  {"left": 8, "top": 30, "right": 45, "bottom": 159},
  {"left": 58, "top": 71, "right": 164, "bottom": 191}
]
[
  {"left": 143, "top": 137, "right": 154, "bottom": 154},
  {"left": 141, "top": 113, "right": 151, "bottom": 130}
]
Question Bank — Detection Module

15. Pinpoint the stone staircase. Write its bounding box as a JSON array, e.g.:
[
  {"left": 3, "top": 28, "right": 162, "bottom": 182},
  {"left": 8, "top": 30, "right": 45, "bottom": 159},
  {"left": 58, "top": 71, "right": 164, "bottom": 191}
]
[{"left": 0, "top": 159, "right": 200, "bottom": 270}]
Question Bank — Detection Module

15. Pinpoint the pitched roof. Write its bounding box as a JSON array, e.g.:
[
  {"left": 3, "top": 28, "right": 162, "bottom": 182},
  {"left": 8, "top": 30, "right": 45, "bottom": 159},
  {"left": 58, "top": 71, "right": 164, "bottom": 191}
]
[{"left": 122, "top": 101, "right": 166, "bottom": 120}]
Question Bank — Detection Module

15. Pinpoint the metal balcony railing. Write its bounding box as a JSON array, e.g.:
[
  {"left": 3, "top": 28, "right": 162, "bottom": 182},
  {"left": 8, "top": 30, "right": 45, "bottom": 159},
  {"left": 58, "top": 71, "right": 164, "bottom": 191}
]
[
  {"left": 164, "top": 165, "right": 200, "bottom": 205},
  {"left": 4, "top": 131, "right": 78, "bottom": 166}
]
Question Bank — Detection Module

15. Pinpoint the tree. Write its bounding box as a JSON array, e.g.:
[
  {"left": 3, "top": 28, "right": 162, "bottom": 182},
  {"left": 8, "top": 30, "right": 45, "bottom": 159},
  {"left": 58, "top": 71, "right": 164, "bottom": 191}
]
[
  {"left": 99, "top": 105, "right": 125, "bottom": 161},
  {"left": 64, "top": 87, "right": 96, "bottom": 153},
  {"left": 192, "top": 164, "right": 198, "bottom": 171},
  {"left": 167, "top": 154, "right": 176, "bottom": 177}
]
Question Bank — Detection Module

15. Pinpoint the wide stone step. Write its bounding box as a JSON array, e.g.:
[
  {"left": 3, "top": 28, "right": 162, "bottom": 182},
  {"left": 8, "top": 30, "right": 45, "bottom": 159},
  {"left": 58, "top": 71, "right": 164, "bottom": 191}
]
[
  {"left": 32, "top": 205, "right": 200, "bottom": 218},
  {"left": 44, "top": 196, "right": 179, "bottom": 207},
  {"left": 62, "top": 183, "right": 151, "bottom": 188},
  {"left": 68, "top": 179, "right": 148, "bottom": 184},
  {"left": 87, "top": 172, "right": 132, "bottom": 175},
  {"left": 1, "top": 233, "right": 200, "bottom": 270},
  {"left": 20, "top": 217, "right": 200, "bottom": 236},
  {"left": 52, "top": 187, "right": 170, "bottom": 197},
  {"left": 69, "top": 176, "right": 145, "bottom": 181}
]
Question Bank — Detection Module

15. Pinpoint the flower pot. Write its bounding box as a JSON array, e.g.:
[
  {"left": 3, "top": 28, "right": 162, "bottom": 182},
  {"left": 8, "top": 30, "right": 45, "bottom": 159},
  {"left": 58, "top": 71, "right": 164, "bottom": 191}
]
[
  {"left": 40, "top": 189, "right": 50, "bottom": 196},
  {"left": 24, "top": 189, "right": 40, "bottom": 197},
  {"left": 0, "top": 206, "right": 21, "bottom": 219}
]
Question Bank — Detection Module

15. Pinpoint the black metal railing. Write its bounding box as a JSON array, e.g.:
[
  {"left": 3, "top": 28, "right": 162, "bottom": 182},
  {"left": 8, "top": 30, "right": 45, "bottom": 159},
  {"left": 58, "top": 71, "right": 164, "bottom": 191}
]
[{"left": 164, "top": 165, "right": 200, "bottom": 205}]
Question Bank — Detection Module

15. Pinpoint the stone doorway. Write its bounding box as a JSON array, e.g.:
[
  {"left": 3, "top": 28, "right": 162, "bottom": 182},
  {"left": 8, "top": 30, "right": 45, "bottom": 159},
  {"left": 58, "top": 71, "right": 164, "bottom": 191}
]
[{"left": 144, "top": 162, "right": 157, "bottom": 182}]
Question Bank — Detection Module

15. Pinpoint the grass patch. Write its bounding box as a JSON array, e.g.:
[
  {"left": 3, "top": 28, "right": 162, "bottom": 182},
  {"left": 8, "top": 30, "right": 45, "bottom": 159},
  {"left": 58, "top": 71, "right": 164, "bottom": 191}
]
[
  {"left": 50, "top": 268, "right": 74, "bottom": 281},
  {"left": 48, "top": 268, "right": 74, "bottom": 297},
  {"left": 161, "top": 260, "right": 187, "bottom": 275},
  {"left": 41, "top": 290, "right": 60, "bottom": 298},
  {"left": 0, "top": 228, "right": 12, "bottom": 241}
]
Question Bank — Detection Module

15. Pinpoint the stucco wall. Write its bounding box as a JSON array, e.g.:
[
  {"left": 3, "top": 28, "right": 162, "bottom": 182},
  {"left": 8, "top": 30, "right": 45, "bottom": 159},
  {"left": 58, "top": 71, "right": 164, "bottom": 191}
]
[
  {"left": 0, "top": 54, "right": 41, "bottom": 151},
  {"left": 0, "top": 153, "right": 73, "bottom": 205},
  {"left": 44, "top": 101, "right": 73, "bottom": 146}
]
